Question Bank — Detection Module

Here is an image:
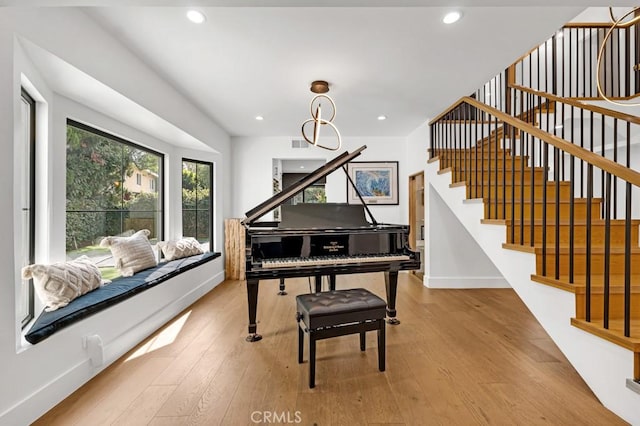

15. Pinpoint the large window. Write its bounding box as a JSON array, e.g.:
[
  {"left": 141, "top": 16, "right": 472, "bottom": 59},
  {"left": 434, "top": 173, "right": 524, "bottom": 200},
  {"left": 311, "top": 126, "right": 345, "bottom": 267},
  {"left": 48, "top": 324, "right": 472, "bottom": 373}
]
[
  {"left": 19, "top": 89, "right": 36, "bottom": 327},
  {"left": 66, "top": 121, "right": 163, "bottom": 279},
  {"left": 182, "top": 159, "right": 212, "bottom": 251}
]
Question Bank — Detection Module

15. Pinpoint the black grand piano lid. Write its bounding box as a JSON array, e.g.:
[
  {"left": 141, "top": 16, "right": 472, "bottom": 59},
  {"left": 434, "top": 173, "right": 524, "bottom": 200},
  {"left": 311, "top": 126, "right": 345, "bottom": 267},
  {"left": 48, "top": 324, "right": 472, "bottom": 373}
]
[{"left": 242, "top": 145, "right": 367, "bottom": 225}]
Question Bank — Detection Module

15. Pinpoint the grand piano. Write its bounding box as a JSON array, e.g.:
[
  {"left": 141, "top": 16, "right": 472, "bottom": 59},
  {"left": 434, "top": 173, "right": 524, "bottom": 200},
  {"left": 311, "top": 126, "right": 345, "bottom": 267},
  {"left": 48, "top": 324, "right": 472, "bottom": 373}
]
[{"left": 241, "top": 145, "right": 420, "bottom": 342}]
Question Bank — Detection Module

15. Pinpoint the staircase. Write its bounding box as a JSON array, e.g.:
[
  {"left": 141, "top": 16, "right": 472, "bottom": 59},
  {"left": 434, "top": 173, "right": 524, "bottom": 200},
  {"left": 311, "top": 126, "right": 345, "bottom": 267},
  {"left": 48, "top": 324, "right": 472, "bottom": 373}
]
[{"left": 427, "top": 95, "right": 640, "bottom": 424}]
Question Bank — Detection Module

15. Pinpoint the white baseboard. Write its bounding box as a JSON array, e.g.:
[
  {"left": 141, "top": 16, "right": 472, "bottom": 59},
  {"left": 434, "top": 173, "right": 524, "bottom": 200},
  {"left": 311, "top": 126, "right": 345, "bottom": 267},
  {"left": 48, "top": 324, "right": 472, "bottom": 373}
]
[{"left": 425, "top": 276, "right": 510, "bottom": 289}]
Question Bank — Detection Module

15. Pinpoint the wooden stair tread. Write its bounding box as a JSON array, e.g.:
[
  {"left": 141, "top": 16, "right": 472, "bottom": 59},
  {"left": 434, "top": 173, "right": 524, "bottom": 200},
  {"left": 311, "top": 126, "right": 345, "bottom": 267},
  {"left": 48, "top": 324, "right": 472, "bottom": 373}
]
[
  {"left": 531, "top": 274, "right": 640, "bottom": 291},
  {"left": 486, "top": 219, "right": 640, "bottom": 226},
  {"left": 502, "top": 243, "right": 640, "bottom": 255},
  {"left": 503, "top": 243, "right": 536, "bottom": 253},
  {"left": 464, "top": 181, "right": 573, "bottom": 187},
  {"left": 482, "top": 197, "right": 602, "bottom": 204},
  {"left": 448, "top": 166, "right": 547, "bottom": 172},
  {"left": 501, "top": 218, "right": 640, "bottom": 226},
  {"left": 570, "top": 318, "right": 640, "bottom": 350}
]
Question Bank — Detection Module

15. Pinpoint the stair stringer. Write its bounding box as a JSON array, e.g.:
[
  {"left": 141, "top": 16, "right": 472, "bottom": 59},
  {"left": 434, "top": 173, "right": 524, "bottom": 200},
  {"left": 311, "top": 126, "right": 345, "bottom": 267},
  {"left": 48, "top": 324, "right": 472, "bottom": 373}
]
[{"left": 425, "top": 158, "right": 640, "bottom": 425}]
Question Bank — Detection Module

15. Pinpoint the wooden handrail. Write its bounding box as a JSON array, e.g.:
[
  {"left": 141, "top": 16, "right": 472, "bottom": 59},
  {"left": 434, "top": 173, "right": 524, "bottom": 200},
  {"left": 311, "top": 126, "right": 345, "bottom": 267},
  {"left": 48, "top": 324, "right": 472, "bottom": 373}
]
[
  {"left": 428, "top": 97, "right": 468, "bottom": 125},
  {"left": 510, "top": 84, "right": 640, "bottom": 125},
  {"left": 564, "top": 21, "right": 638, "bottom": 29},
  {"left": 430, "top": 96, "right": 640, "bottom": 188}
]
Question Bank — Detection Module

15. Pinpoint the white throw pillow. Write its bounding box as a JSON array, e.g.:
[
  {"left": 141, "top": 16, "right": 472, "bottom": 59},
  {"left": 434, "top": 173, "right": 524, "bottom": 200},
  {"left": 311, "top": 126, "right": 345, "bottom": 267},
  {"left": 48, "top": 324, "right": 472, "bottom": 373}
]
[
  {"left": 157, "top": 237, "right": 205, "bottom": 261},
  {"left": 21, "top": 256, "right": 105, "bottom": 312},
  {"left": 99, "top": 229, "right": 157, "bottom": 277}
]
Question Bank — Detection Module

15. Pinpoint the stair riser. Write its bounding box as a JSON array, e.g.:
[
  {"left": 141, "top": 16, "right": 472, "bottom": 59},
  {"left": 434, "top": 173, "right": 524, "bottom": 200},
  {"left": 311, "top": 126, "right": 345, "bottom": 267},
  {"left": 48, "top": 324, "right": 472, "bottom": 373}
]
[
  {"left": 459, "top": 169, "right": 545, "bottom": 184},
  {"left": 486, "top": 202, "right": 600, "bottom": 220},
  {"left": 439, "top": 156, "right": 527, "bottom": 169},
  {"left": 464, "top": 140, "right": 508, "bottom": 151},
  {"left": 536, "top": 253, "right": 640, "bottom": 276},
  {"left": 507, "top": 224, "right": 639, "bottom": 247},
  {"left": 436, "top": 149, "right": 509, "bottom": 156},
  {"left": 575, "top": 294, "right": 640, "bottom": 321},
  {"left": 467, "top": 183, "right": 572, "bottom": 200},
  {"left": 438, "top": 142, "right": 509, "bottom": 153}
]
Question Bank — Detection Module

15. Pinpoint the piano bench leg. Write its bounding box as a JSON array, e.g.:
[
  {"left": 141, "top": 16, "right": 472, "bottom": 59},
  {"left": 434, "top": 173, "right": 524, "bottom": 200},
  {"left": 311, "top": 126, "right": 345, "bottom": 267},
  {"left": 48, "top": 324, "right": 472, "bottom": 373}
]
[
  {"left": 309, "top": 333, "right": 316, "bottom": 388},
  {"left": 298, "top": 325, "right": 304, "bottom": 364},
  {"left": 360, "top": 332, "right": 366, "bottom": 351},
  {"left": 378, "top": 319, "right": 386, "bottom": 372}
]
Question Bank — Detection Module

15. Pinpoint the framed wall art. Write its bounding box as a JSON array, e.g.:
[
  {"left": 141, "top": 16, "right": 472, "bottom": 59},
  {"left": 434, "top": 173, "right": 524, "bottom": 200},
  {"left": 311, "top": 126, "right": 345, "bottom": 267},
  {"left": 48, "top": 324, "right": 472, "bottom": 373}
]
[{"left": 346, "top": 161, "right": 399, "bottom": 205}]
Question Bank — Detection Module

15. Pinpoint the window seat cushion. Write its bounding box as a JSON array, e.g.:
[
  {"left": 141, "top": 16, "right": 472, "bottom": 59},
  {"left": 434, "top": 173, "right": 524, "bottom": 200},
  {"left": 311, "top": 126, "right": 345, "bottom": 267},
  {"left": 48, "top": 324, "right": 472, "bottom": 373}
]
[{"left": 25, "top": 251, "right": 221, "bottom": 344}]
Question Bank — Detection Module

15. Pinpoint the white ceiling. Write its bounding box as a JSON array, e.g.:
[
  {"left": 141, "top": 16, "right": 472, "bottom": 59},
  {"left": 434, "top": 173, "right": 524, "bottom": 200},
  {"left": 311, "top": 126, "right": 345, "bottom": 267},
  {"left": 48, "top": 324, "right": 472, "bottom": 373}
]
[
  {"left": 83, "top": 4, "right": 596, "bottom": 138},
  {"left": 11, "top": 2, "right": 634, "bottom": 140}
]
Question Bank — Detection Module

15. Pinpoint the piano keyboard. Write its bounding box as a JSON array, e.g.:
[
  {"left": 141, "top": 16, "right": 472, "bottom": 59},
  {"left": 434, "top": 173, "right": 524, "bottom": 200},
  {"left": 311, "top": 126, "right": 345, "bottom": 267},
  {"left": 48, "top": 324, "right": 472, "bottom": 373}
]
[{"left": 262, "top": 253, "right": 411, "bottom": 269}]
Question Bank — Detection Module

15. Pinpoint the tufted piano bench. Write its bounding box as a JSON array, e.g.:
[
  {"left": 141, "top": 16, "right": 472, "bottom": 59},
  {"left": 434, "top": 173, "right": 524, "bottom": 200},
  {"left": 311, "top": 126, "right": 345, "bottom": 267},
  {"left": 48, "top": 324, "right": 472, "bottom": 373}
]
[{"left": 295, "top": 288, "right": 386, "bottom": 388}]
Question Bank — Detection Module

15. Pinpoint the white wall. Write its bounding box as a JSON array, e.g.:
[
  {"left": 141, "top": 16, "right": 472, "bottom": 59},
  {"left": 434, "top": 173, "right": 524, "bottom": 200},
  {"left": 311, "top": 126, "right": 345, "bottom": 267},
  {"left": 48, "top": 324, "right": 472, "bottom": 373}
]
[
  {"left": 231, "top": 136, "right": 409, "bottom": 225},
  {"left": 0, "top": 8, "right": 231, "bottom": 424},
  {"left": 425, "top": 189, "right": 508, "bottom": 288},
  {"left": 405, "top": 121, "right": 429, "bottom": 176}
]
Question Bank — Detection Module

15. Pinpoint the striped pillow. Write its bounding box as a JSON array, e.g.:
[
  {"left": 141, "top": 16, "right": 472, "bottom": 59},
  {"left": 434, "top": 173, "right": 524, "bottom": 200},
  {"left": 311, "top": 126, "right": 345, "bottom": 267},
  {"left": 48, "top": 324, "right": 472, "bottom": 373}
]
[{"left": 100, "top": 229, "right": 157, "bottom": 277}]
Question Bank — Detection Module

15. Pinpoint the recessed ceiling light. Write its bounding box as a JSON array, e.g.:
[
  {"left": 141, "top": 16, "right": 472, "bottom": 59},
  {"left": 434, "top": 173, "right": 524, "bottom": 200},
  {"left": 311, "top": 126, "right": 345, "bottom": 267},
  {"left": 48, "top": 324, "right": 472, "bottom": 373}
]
[
  {"left": 255, "top": 115, "right": 264, "bottom": 121},
  {"left": 378, "top": 115, "right": 387, "bottom": 121},
  {"left": 443, "top": 11, "right": 462, "bottom": 24},
  {"left": 186, "top": 10, "right": 206, "bottom": 24},
  {"left": 299, "top": 166, "right": 305, "bottom": 169}
]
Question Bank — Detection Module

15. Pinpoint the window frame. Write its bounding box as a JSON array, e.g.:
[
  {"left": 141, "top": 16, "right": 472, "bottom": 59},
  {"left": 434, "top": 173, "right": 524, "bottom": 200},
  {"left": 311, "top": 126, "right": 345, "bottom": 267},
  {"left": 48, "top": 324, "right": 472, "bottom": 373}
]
[
  {"left": 65, "top": 119, "right": 165, "bottom": 265},
  {"left": 20, "top": 88, "right": 36, "bottom": 328},
  {"left": 181, "top": 158, "right": 213, "bottom": 250}
]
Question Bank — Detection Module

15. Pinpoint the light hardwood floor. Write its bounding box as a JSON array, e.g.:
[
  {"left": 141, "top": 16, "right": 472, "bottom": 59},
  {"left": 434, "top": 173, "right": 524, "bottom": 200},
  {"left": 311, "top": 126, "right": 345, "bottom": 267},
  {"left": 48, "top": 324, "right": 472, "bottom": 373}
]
[{"left": 35, "top": 273, "right": 627, "bottom": 425}]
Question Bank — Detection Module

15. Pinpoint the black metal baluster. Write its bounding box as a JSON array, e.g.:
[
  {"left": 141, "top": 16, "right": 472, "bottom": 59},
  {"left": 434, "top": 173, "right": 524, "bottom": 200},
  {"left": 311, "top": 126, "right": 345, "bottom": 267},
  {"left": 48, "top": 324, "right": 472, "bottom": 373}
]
[
  {"left": 613, "top": 118, "right": 618, "bottom": 219},
  {"left": 600, "top": 114, "right": 605, "bottom": 218},
  {"left": 545, "top": 39, "right": 549, "bottom": 94},
  {"left": 520, "top": 130, "right": 525, "bottom": 245},
  {"left": 586, "top": 164, "right": 593, "bottom": 322},
  {"left": 530, "top": 133, "right": 536, "bottom": 247},
  {"left": 502, "top": 119, "right": 506, "bottom": 220},
  {"left": 554, "top": 146, "right": 560, "bottom": 280},
  {"left": 624, "top": 182, "right": 632, "bottom": 337},
  {"left": 495, "top": 114, "right": 500, "bottom": 219},
  {"left": 510, "top": 124, "right": 516, "bottom": 244},
  {"left": 475, "top": 107, "right": 479, "bottom": 198},
  {"left": 570, "top": 153, "right": 575, "bottom": 284},
  {"left": 603, "top": 172, "right": 612, "bottom": 330},
  {"left": 542, "top": 142, "right": 548, "bottom": 276},
  {"left": 580, "top": 108, "right": 585, "bottom": 197},
  {"left": 464, "top": 105, "right": 468, "bottom": 185},
  {"left": 626, "top": 27, "right": 630, "bottom": 97},
  {"left": 481, "top": 111, "right": 485, "bottom": 206},
  {"left": 537, "top": 44, "right": 541, "bottom": 92}
]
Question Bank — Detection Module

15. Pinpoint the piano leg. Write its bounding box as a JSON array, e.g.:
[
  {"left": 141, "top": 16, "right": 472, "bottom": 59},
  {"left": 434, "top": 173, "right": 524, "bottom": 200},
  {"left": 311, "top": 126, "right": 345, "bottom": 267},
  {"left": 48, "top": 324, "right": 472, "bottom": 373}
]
[
  {"left": 329, "top": 274, "right": 336, "bottom": 291},
  {"left": 278, "top": 278, "right": 287, "bottom": 296},
  {"left": 313, "top": 274, "right": 336, "bottom": 292},
  {"left": 384, "top": 270, "right": 401, "bottom": 325},
  {"left": 246, "top": 278, "right": 262, "bottom": 342}
]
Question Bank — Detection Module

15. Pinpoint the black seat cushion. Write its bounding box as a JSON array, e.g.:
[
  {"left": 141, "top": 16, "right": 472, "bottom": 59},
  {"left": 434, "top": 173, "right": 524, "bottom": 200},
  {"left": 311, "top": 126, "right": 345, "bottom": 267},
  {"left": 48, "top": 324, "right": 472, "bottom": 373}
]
[
  {"left": 25, "top": 251, "right": 220, "bottom": 344},
  {"left": 296, "top": 288, "right": 386, "bottom": 329}
]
